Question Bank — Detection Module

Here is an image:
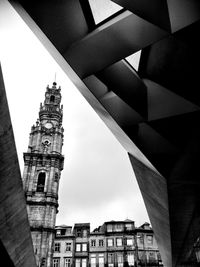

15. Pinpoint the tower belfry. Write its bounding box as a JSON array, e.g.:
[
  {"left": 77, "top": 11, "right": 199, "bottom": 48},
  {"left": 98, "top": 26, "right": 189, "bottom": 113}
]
[{"left": 22, "top": 82, "right": 64, "bottom": 267}]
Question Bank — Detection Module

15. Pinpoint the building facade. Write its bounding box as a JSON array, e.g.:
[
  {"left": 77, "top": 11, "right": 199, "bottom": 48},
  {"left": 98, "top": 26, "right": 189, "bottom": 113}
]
[
  {"left": 54, "top": 226, "right": 74, "bottom": 267},
  {"left": 101, "top": 220, "right": 136, "bottom": 267},
  {"left": 22, "top": 82, "right": 64, "bottom": 267},
  {"left": 135, "top": 223, "right": 162, "bottom": 266},
  {"left": 53, "top": 220, "right": 163, "bottom": 267},
  {"left": 73, "top": 223, "right": 90, "bottom": 267},
  {"left": 89, "top": 227, "right": 106, "bottom": 267}
]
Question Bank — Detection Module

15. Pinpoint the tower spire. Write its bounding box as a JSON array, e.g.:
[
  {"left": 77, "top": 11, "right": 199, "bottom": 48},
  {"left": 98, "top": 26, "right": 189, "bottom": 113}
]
[
  {"left": 54, "top": 72, "right": 56, "bottom": 84},
  {"left": 22, "top": 81, "right": 64, "bottom": 267}
]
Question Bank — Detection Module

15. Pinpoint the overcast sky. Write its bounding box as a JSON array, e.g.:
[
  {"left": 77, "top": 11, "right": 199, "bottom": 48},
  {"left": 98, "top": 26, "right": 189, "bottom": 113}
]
[{"left": 0, "top": 0, "right": 149, "bottom": 230}]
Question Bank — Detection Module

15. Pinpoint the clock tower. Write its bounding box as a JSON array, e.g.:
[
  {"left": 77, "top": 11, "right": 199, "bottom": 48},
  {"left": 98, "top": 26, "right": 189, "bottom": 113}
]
[{"left": 22, "top": 82, "right": 64, "bottom": 267}]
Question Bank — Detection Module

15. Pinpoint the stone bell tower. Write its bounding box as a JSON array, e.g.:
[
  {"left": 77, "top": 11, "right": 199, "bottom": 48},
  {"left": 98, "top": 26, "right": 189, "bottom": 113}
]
[{"left": 22, "top": 82, "right": 64, "bottom": 267}]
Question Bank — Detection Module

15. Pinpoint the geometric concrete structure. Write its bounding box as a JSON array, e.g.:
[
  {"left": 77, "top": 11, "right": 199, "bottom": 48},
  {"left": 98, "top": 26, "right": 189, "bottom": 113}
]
[
  {"left": 7, "top": 1, "right": 200, "bottom": 266},
  {"left": 22, "top": 82, "right": 64, "bottom": 267},
  {"left": 0, "top": 64, "right": 36, "bottom": 267}
]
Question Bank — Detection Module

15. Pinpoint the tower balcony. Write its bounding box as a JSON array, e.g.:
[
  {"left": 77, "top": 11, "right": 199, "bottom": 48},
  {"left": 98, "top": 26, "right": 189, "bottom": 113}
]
[{"left": 40, "top": 103, "right": 63, "bottom": 114}]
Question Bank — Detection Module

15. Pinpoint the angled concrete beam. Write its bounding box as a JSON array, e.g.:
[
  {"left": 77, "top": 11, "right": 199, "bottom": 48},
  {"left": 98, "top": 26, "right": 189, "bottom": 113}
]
[
  {"left": 84, "top": 75, "right": 145, "bottom": 126},
  {"left": 12, "top": 0, "right": 90, "bottom": 53},
  {"left": 0, "top": 64, "right": 36, "bottom": 267},
  {"left": 167, "top": 0, "right": 200, "bottom": 33},
  {"left": 129, "top": 154, "right": 172, "bottom": 267},
  {"left": 65, "top": 11, "right": 168, "bottom": 78},
  {"left": 111, "top": 0, "right": 171, "bottom": 32},
  {"left": 112, "top": 0, "right": 200, "bottom": 33},
  {"left": 96, "top": 60, "right": 148, "bottom": 119},
  {"left": 138, "top": 28, "right": 200, "bottom": 108},
  {"left": 144, "top": 79, "right": 200, "bottom": 121}
]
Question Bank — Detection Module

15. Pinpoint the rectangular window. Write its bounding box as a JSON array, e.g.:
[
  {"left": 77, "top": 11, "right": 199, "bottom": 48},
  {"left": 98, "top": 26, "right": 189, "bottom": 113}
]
[
  {"left": 82, "top": 243, "right": 87, "bottom": 251},
  {"left": 76, "top": 244, "right": 81, "bottom": 252},
  {"left": 108, "top": 253, "right": 114, "bottom": 263},
  {"left": 99, "top": 254, "right": 104, "bottom": 267},
  {"left": 82, "top": 259, "right": 87, "bottom": 267},
  {"left": 91, "top": 240, "right": 96, "bottom": 247},
  {"left": 54, "top": 243, "right": 60, "bottom": 253},
  {"left": 77, "top": 231, "right": 81, "bottom": 237},
  {"left": 75, "top": 259, "right": 81, "bottom": 267},
  {"left": 125, "top": 224, "right": 132, "bottom": 231},
  {"left": 66, "top": 227, "right": 72, "bottom": 234},
  {"left": 99, "top": 239, "right": 104, "bottom": 247},
  {"left": 116, "top": 238, "right": 123, "bottom": 247},
  {"left": 137, "top": 234, "right": 144, "bottom": 244},
  {"left": 126, "top": 238, "right": 133, "bottom": 246},
  {"left": 107, "top": 239, "right": 114, "bottom": 247},
  {"left": 147, "top": 235, "right": 153, "bottom": 245},
  {"left": 157, "top": 252, "right": 162, "bottom": 261},
  {"left": 108, "top": 253, "right": 114, "bottom": 267},
  {"left": 53, "top": 258, "right": 60, "bottom": 267},
  {"left": 149, "top": 252, "right": 155, "bottom": 261},
  {"left": 61, "top": 229, "right": 66, "bottom": 235},
  {"left": 138, "top": 251, "right": 146, "bottom": 261},
  {"left": 117, "top": 253, "right": 123, "bottom": 267},
  {"left": 107, "top": 224, "right": 113, "bottom": 232},
  {"left": 65, "top": 258, "right": 71, "bottom": 267},
  {"left": 91, "top": 254, "right": 96, "bottom": 267},
  {"left": 56, "top": 230, "right": 61, "bottom": 236},
  {"left": 66, "top": 242, "right": 72, "bottom": 251},
  {"left": 83, "top": 230, "right": 87, "bottom": 237},
  {"left": 115, "top": 224, "right": 123, "bottom": 232},
  {"left": 127, "top": 253, "right": 134, "bottom": 266}
]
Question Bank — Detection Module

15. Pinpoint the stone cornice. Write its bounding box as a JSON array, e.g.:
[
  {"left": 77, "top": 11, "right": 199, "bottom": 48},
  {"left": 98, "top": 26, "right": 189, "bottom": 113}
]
[
  {"left": 30, "top": 226, "right": 56, "bottom": 233},
  {"left": 26, "top": 199, "right": 58, "bottom": 208}
]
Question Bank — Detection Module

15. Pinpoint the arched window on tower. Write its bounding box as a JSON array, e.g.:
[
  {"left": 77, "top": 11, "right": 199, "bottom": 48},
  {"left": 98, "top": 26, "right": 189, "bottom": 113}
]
[
  {"left": 37, "top": 172, "right": 46, "bottom": 192},
  {"left": 50, "top": 95, "right": 55, "bottom": 103}
]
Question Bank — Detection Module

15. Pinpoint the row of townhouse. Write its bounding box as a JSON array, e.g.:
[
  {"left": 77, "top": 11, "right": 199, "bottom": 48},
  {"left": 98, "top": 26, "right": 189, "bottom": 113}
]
[{"left": 53, "top": 219, "right": 163, "bottom": 267}]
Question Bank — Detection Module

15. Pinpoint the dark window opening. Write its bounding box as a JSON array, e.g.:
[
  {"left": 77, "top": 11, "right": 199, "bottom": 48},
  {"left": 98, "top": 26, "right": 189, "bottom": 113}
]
[
  {"left": 77, "top": 230, "right": 82, "bottom": 237},
  {"left": 55, "top": 172, "right": 59, "bottom": 182},
  {"left": 37, "top": 172, "right": 45, "bottom": 192},
  {"left": 50, "top": 95, "right": 55, "bottom": 103}
]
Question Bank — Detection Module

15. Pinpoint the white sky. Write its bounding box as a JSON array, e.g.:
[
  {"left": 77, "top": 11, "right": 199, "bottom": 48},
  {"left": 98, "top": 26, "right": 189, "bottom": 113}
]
[
  {"left": 88, "top": 0, "right": 122, "bottom": 24},
  {"left": 0, "top": 0, "right": 149, "bottom": 230}
]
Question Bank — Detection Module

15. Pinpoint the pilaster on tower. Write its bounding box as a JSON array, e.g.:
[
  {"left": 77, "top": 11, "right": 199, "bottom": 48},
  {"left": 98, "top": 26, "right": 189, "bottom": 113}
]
[{"left": 22, "top": 81, "right": 65, "bottom": 267}]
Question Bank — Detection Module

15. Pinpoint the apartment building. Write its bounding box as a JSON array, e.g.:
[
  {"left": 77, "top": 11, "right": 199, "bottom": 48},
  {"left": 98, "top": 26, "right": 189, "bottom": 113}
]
[
  {"left": 89, "top": 225, "right": 107, "bottom": 267},
  {"left": 73, "top": 223, "right": 90, "bottom": 267},
  {"left": 53, "top": 220, "right": 163, "bottom": 267},
  {"left": 135, "top": 223, "right": 162, "bottom": 266},
  {"left": 53, "top": 225, "right": 74, "bottom": 267}
]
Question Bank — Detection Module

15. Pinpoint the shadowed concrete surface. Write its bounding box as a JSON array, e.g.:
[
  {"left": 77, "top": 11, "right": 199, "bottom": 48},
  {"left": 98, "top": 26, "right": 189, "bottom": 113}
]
[
  {"left": 6, "top": 1, "right": 200, "bottom": 266},
  {"left": 0, "top": 64, "right": 37, "bottom": 267}
]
